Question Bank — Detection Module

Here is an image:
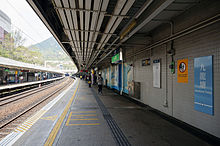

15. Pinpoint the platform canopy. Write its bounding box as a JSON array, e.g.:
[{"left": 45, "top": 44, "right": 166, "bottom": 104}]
[
  {"left": 0, "top": 57, "right": 63, "bottom": 74},
  {"left": 27, "top": 0, "right": 199, "bottom": 70}
]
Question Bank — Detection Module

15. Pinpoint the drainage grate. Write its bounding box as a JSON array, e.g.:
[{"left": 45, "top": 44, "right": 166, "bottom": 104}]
[{"left": 91, "top": 89, "right": 131, "bottom": 146}]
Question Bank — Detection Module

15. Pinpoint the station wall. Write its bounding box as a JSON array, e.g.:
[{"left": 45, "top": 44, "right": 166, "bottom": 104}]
[{"left": 99, "top": 0, "right": 220, "bottom": 138}]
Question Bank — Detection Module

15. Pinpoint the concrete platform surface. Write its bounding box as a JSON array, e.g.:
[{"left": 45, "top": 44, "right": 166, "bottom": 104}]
[{"left": 10, "top": 79, "right": 210, "bottom": 146}]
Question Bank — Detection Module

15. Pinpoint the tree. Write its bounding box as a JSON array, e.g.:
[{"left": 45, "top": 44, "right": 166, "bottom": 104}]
[
  {"left": 0, "top": 33, "right": 14, "bottom": 58},
  {"left": 13, "top": 46, "right": 43, "bottom": 65},
  {"left": 0, "top": 29, "right": 43, "bottom": 66},
  {"left": 12, "top": 30, "right": 26, "bottom": 48}
]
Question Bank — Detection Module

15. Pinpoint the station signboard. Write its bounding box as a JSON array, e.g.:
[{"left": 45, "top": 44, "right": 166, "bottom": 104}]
[{"left": 194, "top": 56, "right": 213, "bottom": 115}]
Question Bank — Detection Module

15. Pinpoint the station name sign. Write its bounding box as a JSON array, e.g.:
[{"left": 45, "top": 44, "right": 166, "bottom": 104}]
[{"left": 194, "top": 56, "right": 213, "bottom": 115}]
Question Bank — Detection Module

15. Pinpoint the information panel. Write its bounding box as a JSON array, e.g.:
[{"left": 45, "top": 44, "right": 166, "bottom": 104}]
[
  {"left": 194, "top": 56, "right": 213, "bottom": 115},
  {"left": 153, "top": 59, "right": 160, "bottom": 88}
]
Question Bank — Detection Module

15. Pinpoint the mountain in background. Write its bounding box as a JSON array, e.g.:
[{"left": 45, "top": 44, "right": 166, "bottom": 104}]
[
  {"left": 29, "top": 37, "right": 76, "bottom": 70},
  {"left": 29, "top": 37, "right": 69, "bottom": 61}
]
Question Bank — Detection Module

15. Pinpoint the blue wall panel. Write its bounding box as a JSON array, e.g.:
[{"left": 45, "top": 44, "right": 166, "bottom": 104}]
[{"left": 194, "top": 56, "right": 213, "bottom": 115}]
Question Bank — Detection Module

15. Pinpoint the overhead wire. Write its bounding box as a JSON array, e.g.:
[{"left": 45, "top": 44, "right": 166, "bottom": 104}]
[
  {"left": 5, "top": 0, "right": 76, "bottom": 68},
  {"left": 6, "top": 0, "right": 46, "bottom": 42}
]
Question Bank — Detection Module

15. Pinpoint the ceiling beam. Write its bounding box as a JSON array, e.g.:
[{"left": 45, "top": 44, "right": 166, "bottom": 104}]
[
  {"left": 55, "top": 6, "right": 130, "bottom": 18},
  {"left": 64, "top": 28, "right": 117, "bottom": 35},
  {"left": 95, "top": 0, "right": 175, "bottom": 66}
]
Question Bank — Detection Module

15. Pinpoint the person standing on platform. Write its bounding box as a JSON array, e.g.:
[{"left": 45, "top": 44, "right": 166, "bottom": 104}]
[
  {"left": 97, "top": 73, "right": 103, "bottom": 94},
  {"left": 88, "top": 75, "right": 92, "bottom": 87},
  {"left": 20, "top": 76, "right": 23, "bottom": 83}
]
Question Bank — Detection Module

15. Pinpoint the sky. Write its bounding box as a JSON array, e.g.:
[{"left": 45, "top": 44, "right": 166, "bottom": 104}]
[{"left": 0, "top": 0, "right": 52, "bottom": 46}]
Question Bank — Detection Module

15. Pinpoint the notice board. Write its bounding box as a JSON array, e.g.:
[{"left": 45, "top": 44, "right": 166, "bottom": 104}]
[
  {"left": 177, "top": 59, "right": 188, "bottom": 83},
  {"left": 153, "top": 59, "right": 160, "bottom": 88},
  {"left": 194, "top": 56, "right": 213, "bottom": 115}
]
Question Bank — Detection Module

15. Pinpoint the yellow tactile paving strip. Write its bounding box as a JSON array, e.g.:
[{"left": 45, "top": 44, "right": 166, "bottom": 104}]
[
  {"left": 44, "top": 82, "right": 79, "bottom": 146},
  {"left": 14, "top": 110, "right": 47, "bottom": 133},
  {"left": 65, "top": 111, "right": 100, "bottom": 126}
]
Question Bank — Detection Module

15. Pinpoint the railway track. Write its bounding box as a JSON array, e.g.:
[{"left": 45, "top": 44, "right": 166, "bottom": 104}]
[
  {"left": 0, "top": 77, "right": 74, "bottom": 140},
  {"left": 0, "top": 77, "right": 64, "bottom": 98},
  {"left": 0, "top": 78, "right": 67, "bottom": 106}
]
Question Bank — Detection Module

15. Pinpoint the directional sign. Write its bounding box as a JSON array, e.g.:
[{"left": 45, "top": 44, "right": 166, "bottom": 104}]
[
  {"left": 112, "top": 53, "right": 120, "bottom": 63},
  {"left": 194, "top": 56, "right": 213, "bottom": 115}
]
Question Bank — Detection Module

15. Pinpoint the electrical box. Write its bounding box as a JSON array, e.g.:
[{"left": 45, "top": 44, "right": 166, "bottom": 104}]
[
  {"left": 169, "top": 61, "right": 175, "bottom": 74},
  {"left": 128, "top": 81, "right": 141, "bottom": 99}
]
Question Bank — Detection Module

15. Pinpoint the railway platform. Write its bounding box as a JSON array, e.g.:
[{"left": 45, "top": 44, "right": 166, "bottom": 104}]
[{"left": 0, "top": 79, "right": 211, "bottom": 146}]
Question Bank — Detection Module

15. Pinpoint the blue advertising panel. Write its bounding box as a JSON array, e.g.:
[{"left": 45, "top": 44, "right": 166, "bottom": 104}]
[
  {"left": 123, "top": 62, "right": 133, "bottom": 94},
  {"left": 123, "top": 63, "right": 129, "bottom": 94},
  {"left": 118, "top": 64, "right": 122, "bottom": 91},
  {"left": 111, "top": 65, "right": 118, "bottom": 90},
  {"left": 194, "top": 56, "right": 213, "bottom": 115}
]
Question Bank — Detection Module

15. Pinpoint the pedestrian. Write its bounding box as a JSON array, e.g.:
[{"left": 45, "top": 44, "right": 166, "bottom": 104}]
[
  {"left": 88, "top": 75, "right": 92, "bottom": 88},
  {"left": 97, "top": 73, "right": 103, "bottom": 94},
  {"left": 20, "top": 76, "right": 24, "bottom": 83}
]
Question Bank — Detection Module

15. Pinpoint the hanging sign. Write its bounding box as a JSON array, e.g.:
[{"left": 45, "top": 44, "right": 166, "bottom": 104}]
[
  {"left": 111, "top": 49, "right": 123, "bottom": 64},
  {"left": 112, "top": 53, "right": 120, "bottom": 63},
  {"left": 153, "top": 59, "right": 160, "bottom": 88},
  {"left": 5, "top": 68, "right": 9, "bottom": 72},
  {"left": 177, "top": 59, "right": 188, "bottom": 83},
  {"left": 194, "top": 56, "right": 213, "bottom": 115}
]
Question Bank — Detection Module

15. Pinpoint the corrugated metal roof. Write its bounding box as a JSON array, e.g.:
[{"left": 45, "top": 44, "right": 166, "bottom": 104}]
[{"left": 27, "top": 0, "right": 200, "bottom": 70}]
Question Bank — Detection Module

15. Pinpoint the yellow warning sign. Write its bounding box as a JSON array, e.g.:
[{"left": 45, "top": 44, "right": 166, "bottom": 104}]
[
  {"left": 41, "top": 115, "right": 57, "bottom": 121},
  {"left": 177, "top": 59, "right": 188, "bottom": 83}
]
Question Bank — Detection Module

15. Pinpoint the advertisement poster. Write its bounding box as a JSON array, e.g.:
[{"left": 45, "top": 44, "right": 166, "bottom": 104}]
[
  {"left": 118, "top": 64, "right": 122, "bottom": 91},
  {"left": 115, "top": 65, "right": 119, "bottom": 90},
  {"left": 123, "top": 62, "right": 133, "bottom": 94},
  {"left": 106, "top": 67, "right": 110, "bottom": 87},
  {"left": 194, "top": 56, "right": 213, "bottom": 115},
  {"left": 102, "top": 69, "right": 106, "bottom": 86},
  {"left": 111, "top": 65, "right": 118, "bottom": 89},
  {"left": 177, "top": 59, "right": 188, "bottom": 83},
  {"left": 153, "top": 59, "right": 160, "bottom": 88}
]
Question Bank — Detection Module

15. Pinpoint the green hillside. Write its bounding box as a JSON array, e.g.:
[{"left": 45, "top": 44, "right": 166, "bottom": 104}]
[
  {"left": 30, "top": 37, "right": 70, "bottom": 61},
  {"left": 29, "top": 37, "right": 76, "bottom": 70}
]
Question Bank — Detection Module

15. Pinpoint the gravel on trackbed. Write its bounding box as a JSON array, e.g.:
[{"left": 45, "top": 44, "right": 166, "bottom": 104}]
[{"left": 0, "top": 78, "right": 73, "bottom": 126}]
